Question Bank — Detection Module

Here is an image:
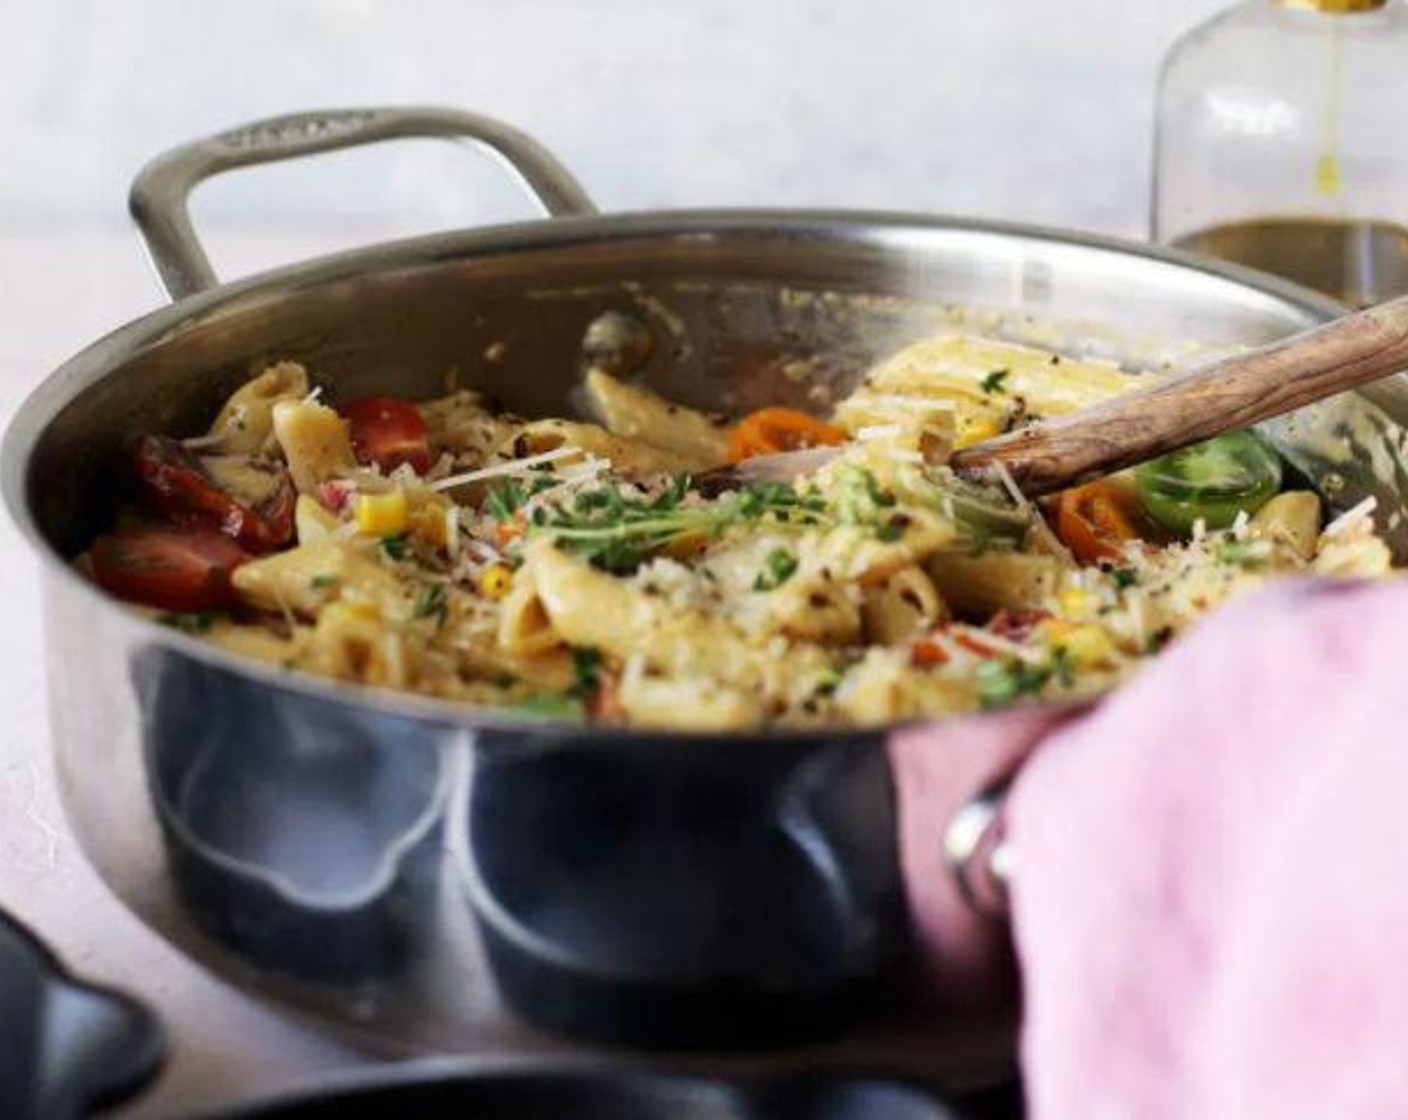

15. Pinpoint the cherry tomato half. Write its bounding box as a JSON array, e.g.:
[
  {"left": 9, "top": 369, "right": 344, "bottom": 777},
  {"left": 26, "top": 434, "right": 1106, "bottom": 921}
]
[
  {"left": 90, "top": 525, "right": 249, "bottom": 613},
  {"left": 341, "top": 397, "right": 432, "bottom": 474},
  {"left": 1053, "top": 480, "right": 1148, "bottom": 566},
  {"left": 727, "top": 407, "right": 845, "bottom": 463},
  {"left": 134, "top": 436, "right": 293, "bottom": 553}
]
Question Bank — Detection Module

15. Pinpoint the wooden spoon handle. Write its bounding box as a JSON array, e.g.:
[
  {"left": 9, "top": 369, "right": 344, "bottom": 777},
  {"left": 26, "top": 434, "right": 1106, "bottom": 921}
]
[{"left": 950, "top": 293, "right": 1408, "bottom": 496}]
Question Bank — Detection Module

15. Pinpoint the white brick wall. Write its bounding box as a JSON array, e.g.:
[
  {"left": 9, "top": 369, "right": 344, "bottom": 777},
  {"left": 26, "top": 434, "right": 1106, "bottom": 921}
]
[{"left": 1, "top": 0, "right": 1231, "bottom": 238}]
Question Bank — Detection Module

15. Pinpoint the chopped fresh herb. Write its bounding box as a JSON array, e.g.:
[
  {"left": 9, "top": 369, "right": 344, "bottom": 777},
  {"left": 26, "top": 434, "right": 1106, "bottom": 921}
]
[
  {"left": 309, "top": 574, "right": 337, "bottom": 590},
  {"left": 485, "top": 475, "right": 556, "bottom": 521},
  {"left": 413, "top": 582, "right": 449, "bottom": 623},
  {"left": 867, "top": 475, "right": 896, "bottom": 508},
  {"left": 1146, "top": 626, "right": 1175, "bottom": 654},
  {"left": 875, "top": 515, "right": 907, "bottom": 543},
  {"left": 159, "top": 611, "right": 216, "bottom": 634},
  {"left": 532, "top": 476, "right": 827, "bottom": 573},
  {"left": 567, "top": 646, "right": 603, "bottom": 701},
  {"left": 975, "top": 657, "right": 1053, "bottom": 709},
  {"left": 1215, "top": 540, "right": 1270, "bottom": 567},
  {"left": 835, "top": 466, "right": 897, "bottom": 530},
  {"left": 512, "top": 693, "right": 585, "bottom": 720},
  {"left": 967, "top": 523, "right": 993, "bottom": 557},
  {"left": 485, "top": 482, "right": 520, "bottom": 522},
  {"left": 1110, "top": 567, "right": 1139, "bottom": 590},
  {"left": 980, "top": 368, "right": 1011, "bottom": 394},
  {"left": 380, "top": 533, "right": 409, "bottom": 560},
  {"left": 1049, "top": 645, "right": 1075, "bottom": 688},
  {"left": 754, "top": 548, "right": 799, "bottom": 591}
]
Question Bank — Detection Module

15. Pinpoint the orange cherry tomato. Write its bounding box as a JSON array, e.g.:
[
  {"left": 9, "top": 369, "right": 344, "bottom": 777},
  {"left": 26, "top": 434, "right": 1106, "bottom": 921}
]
[
  {"left": 494, "top": 517, "right": 525, "bottom": 549},
  {"left": 910, "top": 639, "right": 951, "bottom": 668},
  {"left": 953, "top": 632, "right": 1001, "bottom": 659},
  {"left": 1053, "top": 480, "right": 1148, "bottom": 566},
  {"left": 727, "top": 407, "right": 845, "bottom": 463}
]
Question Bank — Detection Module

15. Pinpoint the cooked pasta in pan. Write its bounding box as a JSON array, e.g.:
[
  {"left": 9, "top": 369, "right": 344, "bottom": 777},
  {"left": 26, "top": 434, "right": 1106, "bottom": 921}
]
[{"left": 82, "top": 335, "right": 1394, "bottom": 729}]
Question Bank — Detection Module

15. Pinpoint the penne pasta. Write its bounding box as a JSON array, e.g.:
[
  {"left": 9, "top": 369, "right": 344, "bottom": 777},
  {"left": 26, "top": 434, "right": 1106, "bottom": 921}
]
[
  {"left": 82, "top": 331, "right": 1397, "bottom": 730},
  {"left": 583, "top": 368, "right": 730, "bottom": 469}
]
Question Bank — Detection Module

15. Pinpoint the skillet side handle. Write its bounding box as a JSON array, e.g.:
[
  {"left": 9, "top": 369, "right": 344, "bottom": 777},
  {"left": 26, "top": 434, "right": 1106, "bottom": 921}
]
[{"left": 129, "top": 106, "right": 598, "bottom": 300}]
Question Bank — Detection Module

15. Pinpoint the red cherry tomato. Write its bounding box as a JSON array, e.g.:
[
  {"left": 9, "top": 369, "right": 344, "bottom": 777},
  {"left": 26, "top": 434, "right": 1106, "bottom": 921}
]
[
  {"left": 341, "top": 398, "right": 432, "bottom": 474},
  {"left": 90, "top": 526, "right": 249, "bottom": 613},
  {"left": 134, "top": 436, "right": 293, "bottom": 553}
]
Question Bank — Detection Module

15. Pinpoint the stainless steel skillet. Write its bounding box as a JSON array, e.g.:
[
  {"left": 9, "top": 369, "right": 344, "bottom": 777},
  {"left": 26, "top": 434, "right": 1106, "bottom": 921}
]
[{"left": 6, "top": 107, "right": 1408, "bottom": 1079}]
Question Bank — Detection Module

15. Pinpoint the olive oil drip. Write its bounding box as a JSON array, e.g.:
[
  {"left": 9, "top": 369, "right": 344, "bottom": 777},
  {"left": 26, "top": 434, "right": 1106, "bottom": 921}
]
[{"left": 1314, "top": 15, "right": 1345, "bottom": 197}]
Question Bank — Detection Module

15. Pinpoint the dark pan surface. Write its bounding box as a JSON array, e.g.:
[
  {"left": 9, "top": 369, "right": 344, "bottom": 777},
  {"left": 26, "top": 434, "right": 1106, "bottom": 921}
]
[
  {"left": 0, "top": 906, "right": 165, "bottom": 1120},
  {"left": 212, "top": 1064, "right": 1014, "bottom": 1120}
]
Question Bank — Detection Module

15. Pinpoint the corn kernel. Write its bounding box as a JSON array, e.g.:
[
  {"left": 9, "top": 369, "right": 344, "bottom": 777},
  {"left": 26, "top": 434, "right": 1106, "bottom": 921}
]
[
  {"left": 354, "top": 489, "right": 408, "bottom": 536},
  {"left": 478, "top": 564, "right": 514, "bottom": 600},
  {"left": 409, "top": 502, "right": 452, "bottom": 549},
  {"left": 953, "top": 414, "right": 1003, "bottom": 450},
  {"left": 1052, "top": 623, "right": 1115, "bottom": 669},
  {"left": 1058, "top": 587, "right": 1093, "bottom": 619}
]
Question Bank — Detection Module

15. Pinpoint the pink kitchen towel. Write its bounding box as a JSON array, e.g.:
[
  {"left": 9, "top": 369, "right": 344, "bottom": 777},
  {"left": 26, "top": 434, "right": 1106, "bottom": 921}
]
[{"left": 1007, "top": 577, "right": 1408, "bottom": 1119}]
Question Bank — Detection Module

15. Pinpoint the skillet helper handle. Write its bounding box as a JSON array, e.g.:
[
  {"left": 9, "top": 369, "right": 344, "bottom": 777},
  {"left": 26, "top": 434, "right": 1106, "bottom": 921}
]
[
  {"left": 130, "top": 106, "right": 597, "bottom": 300},
  {"left": 951, "top": 291, "right": 1408, "bottom": 496}
]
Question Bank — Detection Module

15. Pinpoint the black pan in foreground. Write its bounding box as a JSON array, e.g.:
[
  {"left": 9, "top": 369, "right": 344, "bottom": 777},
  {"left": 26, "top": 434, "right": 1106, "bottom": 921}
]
[
  {"left": 0, "top": 905, "right": 165, "bottom": 1120},
  {"left": 212, "top": 1063, "right": 1020, "bottom": 1120}
]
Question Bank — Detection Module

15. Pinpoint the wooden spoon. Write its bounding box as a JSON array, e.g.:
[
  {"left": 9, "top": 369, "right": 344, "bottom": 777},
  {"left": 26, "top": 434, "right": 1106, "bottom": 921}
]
[
  {"left": 950, "top": 293, "right": 1408, "bottom": 495},
  {"left": 704, "top": 294, "right": 1408, "bottom": 497}
]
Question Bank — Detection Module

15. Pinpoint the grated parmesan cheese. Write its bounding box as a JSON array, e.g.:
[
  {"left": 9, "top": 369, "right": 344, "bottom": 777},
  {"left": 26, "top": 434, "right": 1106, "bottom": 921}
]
[
  {"left": 990, "top": 461, "right": 1034, "bottom": 518},
  {"left": 429, "top": 447, "right": 581, "bottom": 491},
  {"left": 1323, "top": 495, "right": 1378, "bottom": 539}
]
